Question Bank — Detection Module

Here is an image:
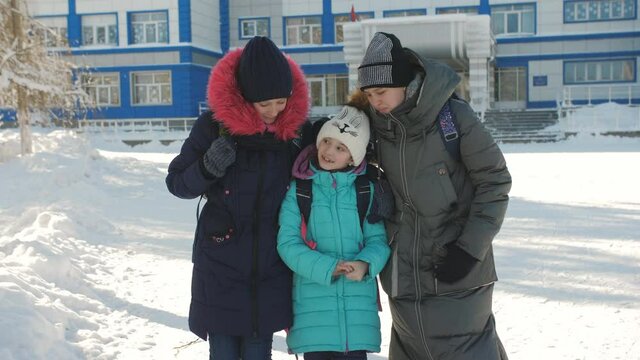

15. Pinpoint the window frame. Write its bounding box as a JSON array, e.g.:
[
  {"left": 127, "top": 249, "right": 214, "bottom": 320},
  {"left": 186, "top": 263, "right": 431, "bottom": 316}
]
[
  {"left": 308, "top": 74, "right": 349, "bottom": 108},
  {"left": 127, "top": 10, "right": 170, "bottom": 45},
  {"left": 382, "top": 9, "right": 427, "bottom": 18},
  {"left": 491, "top": 3, "right": 537, "bottom": 37},
  {"left": 81, "top": 72, "right": 121, "bottom": 107},
  {"left": 130, "top": 70, "right": 173, "bottom": 106},
  {"left": 34, "top": 15, "right": 68, "bottom": 47},
  {"left": 283, "top": 15, "right": 322, "bottom": 46},
  {"left": 80, "top": 12, "right": 119, "bottom": 47},
  {"left": 494, "top": 66, "right": 528, "bottom": 103},
  {"left": 563, "top": 58, "right": 636, "bottom": 85},
  {"left": 333, "top": 12, "right": 374, "bottom": 43},
  {"left": 435, "top": 6, "right": 479, "bottom": 15},
  {"left": 563, "top": 0, "right": 637, "bottom": 23},
  {"left": 238, "top": 17, "right": 270, "bottom": 39}
]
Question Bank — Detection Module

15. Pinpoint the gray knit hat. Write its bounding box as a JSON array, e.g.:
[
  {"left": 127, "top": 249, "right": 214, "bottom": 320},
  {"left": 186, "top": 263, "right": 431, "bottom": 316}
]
[{"left": 358, "top": 32, "right": 413, "bottom": 90}]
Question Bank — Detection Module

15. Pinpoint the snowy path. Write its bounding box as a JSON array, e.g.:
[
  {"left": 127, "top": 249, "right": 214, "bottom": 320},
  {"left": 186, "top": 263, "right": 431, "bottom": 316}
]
[{"left": 0, "top": 131, "right": 639, "bottom": 359}]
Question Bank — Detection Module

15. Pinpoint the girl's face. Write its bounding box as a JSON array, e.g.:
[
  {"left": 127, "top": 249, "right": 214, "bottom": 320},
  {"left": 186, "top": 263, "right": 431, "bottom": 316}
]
[
  {"left": 363, "top": 87, "right": 406, "bottom": 114},
  {"left": 252, "top": 98, "right": 288, "bottom": 124},
  {"left": 317, "top": 137, "right": 353, "bottom": 171}
]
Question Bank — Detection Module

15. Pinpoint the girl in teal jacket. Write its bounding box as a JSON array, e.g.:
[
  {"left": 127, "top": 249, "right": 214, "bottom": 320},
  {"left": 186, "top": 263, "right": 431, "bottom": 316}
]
[{"left": 277, "top": 106, "right": 391, "bottom": 359}]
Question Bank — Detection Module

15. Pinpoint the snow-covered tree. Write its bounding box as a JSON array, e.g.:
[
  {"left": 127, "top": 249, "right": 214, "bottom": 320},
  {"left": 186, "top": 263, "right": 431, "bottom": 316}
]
[{"left": 0, "top": 0, "right": 94, "bottom": 155}]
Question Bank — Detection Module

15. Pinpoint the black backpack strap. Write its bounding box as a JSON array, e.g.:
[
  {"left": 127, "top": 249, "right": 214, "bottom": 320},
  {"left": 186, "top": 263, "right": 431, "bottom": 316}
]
[
  {"left": 295, "top": 178, "right": 312, "bottom": 223},
  {"left": 295, "top": 178, "right": 318, "bottom": 249},
  {"left": 355, "top": 175, "right": 371, "bottom": 229},
  {"left": 437, "top": 97, "right": 461, "bottom": 162}
]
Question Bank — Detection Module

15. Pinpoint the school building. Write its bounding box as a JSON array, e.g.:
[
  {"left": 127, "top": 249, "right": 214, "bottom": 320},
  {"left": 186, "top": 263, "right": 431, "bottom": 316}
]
[{"left": 10, "top": 0, "right": 640, "bottom": 132}]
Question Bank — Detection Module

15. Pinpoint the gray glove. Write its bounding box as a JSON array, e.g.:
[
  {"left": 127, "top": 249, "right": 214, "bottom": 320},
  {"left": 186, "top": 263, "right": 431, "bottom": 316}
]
[{"left": 202, "top": 136, "right": 236, "bottom": 178}]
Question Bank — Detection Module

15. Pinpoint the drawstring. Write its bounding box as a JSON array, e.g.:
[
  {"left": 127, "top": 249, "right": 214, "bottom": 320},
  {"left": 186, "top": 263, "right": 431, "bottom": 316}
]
[{"left": 196, "top": 194, "right": 204, "bottom": 222}]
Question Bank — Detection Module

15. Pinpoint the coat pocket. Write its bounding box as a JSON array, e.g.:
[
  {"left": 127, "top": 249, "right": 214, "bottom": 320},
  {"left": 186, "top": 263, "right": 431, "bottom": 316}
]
[
  {"left": 411, "top": 161, "right": 458, "bottom": 220},
  {"left": 199, "top": 204, "right": 236, "bottom": 247}
]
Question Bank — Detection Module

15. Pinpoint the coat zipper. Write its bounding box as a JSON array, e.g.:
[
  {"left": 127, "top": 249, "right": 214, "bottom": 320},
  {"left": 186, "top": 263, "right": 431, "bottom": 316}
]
[
  {"left": 333, "top": 173, "right": 350, "bottom": 352},
  {"left": 250, "top": 152, "right": 265, "bottom": 337},
  {"left": 388, "top": 113, "right": 434, "bottom": 360}
]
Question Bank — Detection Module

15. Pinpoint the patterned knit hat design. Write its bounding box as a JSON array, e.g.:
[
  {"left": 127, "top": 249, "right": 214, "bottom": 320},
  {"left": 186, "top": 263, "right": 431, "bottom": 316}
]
[
  {"left": 358, "top": 32, "right": 412, "bottom": 90},
  {"left": 316, "top": 106, "right": 370, "bottom": 166}
]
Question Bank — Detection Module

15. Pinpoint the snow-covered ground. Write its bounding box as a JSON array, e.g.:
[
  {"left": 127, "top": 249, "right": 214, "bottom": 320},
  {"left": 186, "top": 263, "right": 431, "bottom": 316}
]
[{"left": 1, "top": 123, "right": 639, "bottom": 359}]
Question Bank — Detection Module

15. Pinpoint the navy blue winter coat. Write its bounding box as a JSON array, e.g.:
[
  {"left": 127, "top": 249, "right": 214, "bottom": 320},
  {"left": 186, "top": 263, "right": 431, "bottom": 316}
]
[{"left": 166, "top": 48, "right": 310, "bottom": 339}]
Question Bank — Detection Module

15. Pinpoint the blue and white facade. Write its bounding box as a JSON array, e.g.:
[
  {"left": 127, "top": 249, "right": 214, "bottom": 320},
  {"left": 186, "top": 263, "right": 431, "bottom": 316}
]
[{"left": 8, "top": 0, "right": 640, "bottom": 123}]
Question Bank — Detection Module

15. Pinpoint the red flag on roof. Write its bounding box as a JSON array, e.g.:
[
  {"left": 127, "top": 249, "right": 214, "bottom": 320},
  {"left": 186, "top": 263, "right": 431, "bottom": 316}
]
[{"left": 350, "top": 4, "right": 357, "bottom": 22}]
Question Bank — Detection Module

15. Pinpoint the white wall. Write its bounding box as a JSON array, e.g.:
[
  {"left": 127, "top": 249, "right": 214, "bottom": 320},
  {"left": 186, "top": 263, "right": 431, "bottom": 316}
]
[
  {"left": 528, "top": 60, "right": 564, "bottom": 103},
  {"left": 75, "top": 0, "right": 179, "bottom": 46},
  {"left": 27, "top": 0, "right": 68, "bottom": 16},
  {"left": 191, "top": 0, "right": 219, "bottom": 50},
  {"left": 282, "top": 0, "right": 322, "bottom": 16}
]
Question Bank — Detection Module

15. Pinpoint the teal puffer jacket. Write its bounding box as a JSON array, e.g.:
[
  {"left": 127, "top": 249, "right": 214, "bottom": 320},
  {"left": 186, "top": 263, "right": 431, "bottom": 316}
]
[{"left": 277, "top": 147, "right": 391, "bottom": 354}]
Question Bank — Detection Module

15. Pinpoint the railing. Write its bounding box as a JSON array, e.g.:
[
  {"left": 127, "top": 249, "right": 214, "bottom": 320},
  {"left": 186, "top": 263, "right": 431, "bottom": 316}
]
[
  {"left": 558, "top": 101, "right": 640, "bottom": 133},
  {"left": 198, "top": 101, "right": 210, "bottom": 115},
  {"left": 559, "top": 84, "right": 640, "bottom": 108},
  {"left": 77, "top": 118, "right": 195, "bottom": 141},
  {"left": 556, "top": 84, "right": 640, "bottom": 133}
]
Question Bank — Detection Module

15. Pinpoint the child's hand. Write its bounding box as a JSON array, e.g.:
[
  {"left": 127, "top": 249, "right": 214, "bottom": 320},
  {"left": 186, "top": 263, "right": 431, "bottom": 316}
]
[
  {"left": 332, "top": 261, "right": 354, "bottom": 277},
  {"left": 343, "top": 261, "right": 369, "bottom": 281}
]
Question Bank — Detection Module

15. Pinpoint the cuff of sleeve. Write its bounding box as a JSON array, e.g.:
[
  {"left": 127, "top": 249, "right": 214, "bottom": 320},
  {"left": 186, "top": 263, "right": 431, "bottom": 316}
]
[{"left": 199, "top": 157, "right": 217, "bottom": 180}]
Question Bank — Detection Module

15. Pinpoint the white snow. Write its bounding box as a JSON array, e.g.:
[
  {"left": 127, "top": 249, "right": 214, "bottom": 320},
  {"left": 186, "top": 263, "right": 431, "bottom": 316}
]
[
  {"left": 1, "top": 110, "right": 639, "bottom": 359},
  {"left": 561, "top": 102, "right": 640, "bottom": 132}
]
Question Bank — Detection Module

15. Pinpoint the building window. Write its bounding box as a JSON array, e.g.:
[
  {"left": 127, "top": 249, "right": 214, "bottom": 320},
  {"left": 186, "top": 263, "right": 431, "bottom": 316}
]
[
  {"left": 81, "top": 73, "right": 120, "bottom": 106},
  {"left": 491, "top": 4, "right": 535, "bottom": 36},
  {"left": 564, "top": 0, "right": 636, "bottom": 22},
  {"left": 131, "top": 71, "right": 172, "bottom": 105},
  {"left": 129, "top": 11, "right": 168, "bottom": 44},
  {"left": 285, "top": 16, "right": 321, "bottom": 45},
  {"left": 436, "top": 7, "right": 479, "bottom": 15},
  {"left": 308, "top": 74, "right": 349, "bottom": 107},
  {"left": 383, "top": 9, "right": 427, "bottom": 18},
  {"left": 82, "top": 14, "right": 117, "bottom": 46},
  {"left": 564, "top": 59, "right": 635, "bottom": 84},
  {"left": 36, "top": 16, "right": 68, "bottom": 47},
  {"left": 334, "top": 13, "right": 373, "bottom": 43},
  {"left": 495, "top": 67, "right": 526, "bottom": 102},
  {"left": 239, "top": 18, "right": 269, "bottom": 39}
]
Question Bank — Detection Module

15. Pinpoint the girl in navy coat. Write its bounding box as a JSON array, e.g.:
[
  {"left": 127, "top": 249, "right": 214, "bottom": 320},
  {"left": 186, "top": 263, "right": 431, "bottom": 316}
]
[{"left": 166, "top": 36, "right": 309, "bottom": 359}]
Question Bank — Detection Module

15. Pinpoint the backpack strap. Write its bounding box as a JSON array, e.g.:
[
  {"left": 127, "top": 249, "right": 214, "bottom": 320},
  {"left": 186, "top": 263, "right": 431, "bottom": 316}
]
[
  {"left": 295, "top": 178, "right": 317, "bottom": 250},
  {"left": 355, "top": 175, "right": 371, "bottom": 229},
  {"left": 437, "top": 97, "right": 461, "bottom": 162}
]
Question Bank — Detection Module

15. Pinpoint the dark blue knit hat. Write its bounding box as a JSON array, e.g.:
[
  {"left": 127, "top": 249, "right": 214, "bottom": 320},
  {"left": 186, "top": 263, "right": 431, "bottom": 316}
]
[{"left": 236, "top": 36, "right": 293, "bottom": 103}]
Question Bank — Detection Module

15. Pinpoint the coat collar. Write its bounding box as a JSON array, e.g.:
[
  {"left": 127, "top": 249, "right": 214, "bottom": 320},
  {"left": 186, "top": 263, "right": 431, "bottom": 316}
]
[
  {"left": 369, "top": 50, "right": 460, "bottom": 134},
  {"left": 207, "top": 48, "right": 310, "bottom": 141},
  {"left": 292, "top": 145, "right": 366, "bottom": 187}
]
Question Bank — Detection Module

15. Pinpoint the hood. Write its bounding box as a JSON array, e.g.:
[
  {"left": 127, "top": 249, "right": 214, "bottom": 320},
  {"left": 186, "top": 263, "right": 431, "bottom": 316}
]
[
  {"left": 207, "top": 48, "right": 310, "bottom": 141},
  {"left": 292, "top": 145, "right": 367, "bottom": 184},
  {"left": 404, "top": 50, "right": 461, "bottom": 125}
]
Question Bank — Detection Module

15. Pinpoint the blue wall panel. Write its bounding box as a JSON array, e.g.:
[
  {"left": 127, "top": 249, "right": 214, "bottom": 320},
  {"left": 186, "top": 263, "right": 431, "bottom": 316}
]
[
  {"left": 178, "top": 0, "right": 192, "bottom": 43},
  {"left": 220, "top": 0, "right": 230, "bottom": 52},
  {"left": 322, "top": 0, "right": 334, "bottom": 44},
  {"left": 84, "top": 64, "right": 211, "bottom": 120},
  {"left": 67, "top": 0, "right": 81, "bottom": 47}
]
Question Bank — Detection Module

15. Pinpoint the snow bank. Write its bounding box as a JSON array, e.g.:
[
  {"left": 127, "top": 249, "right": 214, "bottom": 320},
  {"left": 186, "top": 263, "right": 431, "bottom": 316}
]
[
  {"left": 0, "top": 128, "right": 639, "bottom": 359},
  {"left": 561, "top": 102, "right": 640, "bottom": 132}
]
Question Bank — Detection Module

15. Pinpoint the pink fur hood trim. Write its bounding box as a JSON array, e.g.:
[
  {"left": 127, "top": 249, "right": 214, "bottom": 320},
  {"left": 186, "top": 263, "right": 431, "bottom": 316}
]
[{"left": 206, "top": 48, "right": 310, "bottom": 141}]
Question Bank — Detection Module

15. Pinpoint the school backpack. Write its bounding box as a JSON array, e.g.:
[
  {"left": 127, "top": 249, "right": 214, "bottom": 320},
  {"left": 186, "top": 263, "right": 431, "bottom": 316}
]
[{"left": 295, "top": 169, "right": 373, "bottom": 250}]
